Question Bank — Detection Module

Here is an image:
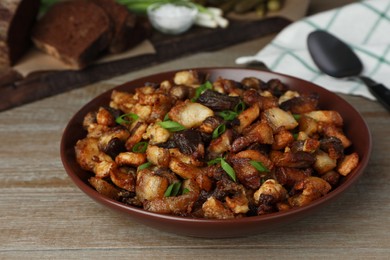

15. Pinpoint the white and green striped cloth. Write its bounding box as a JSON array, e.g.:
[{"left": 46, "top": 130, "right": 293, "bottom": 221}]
[{"left": 236, "top": 0, "right": 390, "bottom": 100}]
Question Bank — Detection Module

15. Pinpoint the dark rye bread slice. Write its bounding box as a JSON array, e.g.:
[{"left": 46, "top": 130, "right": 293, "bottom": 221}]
[
  {"left": 91, "top": 0, "right": 138, "bottom": 54},
  {"left": 32, "top": 0, "right": 112, "bottom": 69},
  {"left": 0, "top": 0, "right": 40, "bottom": 68}
]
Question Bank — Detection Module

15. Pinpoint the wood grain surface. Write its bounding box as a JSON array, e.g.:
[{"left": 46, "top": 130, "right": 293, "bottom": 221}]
[{"left": 0, "top": 1, "right": 389, "bottom": 259}]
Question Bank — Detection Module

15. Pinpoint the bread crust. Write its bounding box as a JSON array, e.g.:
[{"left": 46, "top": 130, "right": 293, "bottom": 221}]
[
  {"left": 32, "top": 0, "right": 112, "bottom": 69},
  {"left": 0, "top": 0, "right": 40, "bottom": 68},
  {"left": 92, "top": 0, "right": 138, "bottom": 54}
]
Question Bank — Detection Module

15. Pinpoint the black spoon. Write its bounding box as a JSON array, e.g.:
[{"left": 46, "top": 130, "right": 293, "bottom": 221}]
[{"left": 307, "top": 30, "right": 390, "bottom": 111}]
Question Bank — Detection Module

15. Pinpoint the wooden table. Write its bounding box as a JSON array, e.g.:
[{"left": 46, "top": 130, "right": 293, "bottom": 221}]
[{"left": 1, "top": 0, "right": 388, "bottom": 258}]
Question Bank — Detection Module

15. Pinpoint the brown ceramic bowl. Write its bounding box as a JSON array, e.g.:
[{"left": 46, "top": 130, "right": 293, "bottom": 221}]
[{"left": 60, "top": 67, "right": 371, "bottom": 238}]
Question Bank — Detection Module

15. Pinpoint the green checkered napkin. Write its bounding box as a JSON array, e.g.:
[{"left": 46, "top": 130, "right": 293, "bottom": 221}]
[{"left": 236, "top": 0, "right": 390, "bottom": 100}]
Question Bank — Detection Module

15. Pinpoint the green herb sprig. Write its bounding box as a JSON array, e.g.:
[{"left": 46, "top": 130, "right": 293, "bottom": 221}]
[
  {"left": 250, "top": 160, "right": 270, "bottom": 172},
  {"left": 115, "top": 113, "right": 139, "bottom": 125},
  {"left": 208, "top": 157, "right": 236, "bottom": 182},
  {"left": 137, "top": 161, "right": 152, "bottom": 171},
  {"left": 132, "top": 141, "right": 148, "bottom": 153},
  {"left": 158, "top": 120, "right": 186, "bottom": 132},
  {"left": 212, "top": 124, "right": 226, "bottom": 139},
  {"left": 191, "top": 81, "right": 213, "bottom": 102}
]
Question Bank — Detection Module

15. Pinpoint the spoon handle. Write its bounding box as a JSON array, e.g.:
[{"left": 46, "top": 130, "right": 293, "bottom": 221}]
[{"left": 359, "top": 76, "right": 390, "bottom": 112}]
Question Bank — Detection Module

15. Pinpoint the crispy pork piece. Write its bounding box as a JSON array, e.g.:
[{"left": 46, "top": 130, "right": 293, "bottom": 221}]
[
  {"left": 146, "top": 145, "right": 170, "bottom": 168},
  {"left": 242, "top": 89, "right": 279, "bottom": 110},
  {"left": 320, "top": 123, "right": 352, "bottom": 148},
  {"left": 168, "top": 100, "right": 214, "bottom": 128},
  {"left": 314, "top": 150, "right": 337, "bottom": 175},
  {"left": 337, "top": 152, "right": 359, "bottom": 176},
  {"left": 110, "top": 90, "right": 137, "bottom": 113},
  {"left": 89, "top": 177, "right": 120, "bottom": 200},
  {"left": 280, "top": 93, "right": 319, "bottom": 114},
  {"left": 143, "top": 179, "right": 200, "bottom": 215},
  {"left": 115, "top": 151, "right": 146, "bottom": 167},
  {"left": 173, "top": 70, "right": 204, "bottom": 86},
  {"left": 263, "top": 107, "right": 298, "bottom": 132},
  {"left": 240, "top": 77, "right": 267, "bottom": 90},
  {"left": 142, "top": 121, "right": 170, "bottom": 145},
  {"left": 96, "top": 107, "right": 117, "bottom": 126},
  {"left": 208, "top": 129, "right": 233, "bottom": 158},
  {"left": 212, "top": 78, "right": 243, "bottom": 96},
  {"left": 75, "top": 137, "right": 115, "bottom": 178},
  {"left": 235, "top": 104, "right": 260, "bottom": 133},
  {"left": 270, "top": 150, "right": 316, "bottom": 168},
  {"left": 272, "top": 128, "right": 295, "bottom": 150},
  {"left": 274, "top": 167, "right": 312, "bottom": 187},
  {"left": 202, "top": 197, "right": 235, "bottom": 219},
  {"left": 136, "top": 168, "right": 174, "bottom": 202},
  {"left": 125, "top": 122, "right": 148, "bottom": 150},
  {"left": 110, "top": 166, "right": 136, "bottom": 192},
  {"left": 169, "top": 157, "right": 203, "bottom": 179},
  {"left": 299, "top": 115, "right": 319, "bottom": 137},
  {"left": 199, "top": 116, "right": 224, "bottom": 134},
  {"left": 231, "top": 122, "right": 274, "bottom": 152},
  {"left": 304, "top": 110, "right": 343, "bottom": 127},
  {"left": 229, "top": 150, "right": 273, "bottom": 190},
  {"left": 254, "top": 179, "right": 287, "bottom": 214},
  {"left": 288, "top": 177, "right": 331, "bottom": 207}
]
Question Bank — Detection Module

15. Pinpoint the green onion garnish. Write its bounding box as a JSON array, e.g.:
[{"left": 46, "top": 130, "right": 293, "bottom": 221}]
[
  {"left": 191, "top": 81, "right": 213, "bottom": 102},
  {"left": 220, "top": 158, "right": 236, "bottom": 182},
  {"left": 163, "top": 113, "right": 170, "bottom": 121},
  {"left": 132, "top": 141, "right": 148, "bottom": 153},
  {"left": 137, "top": 161, "right": 152, "bottom": 171},
  {"left": 164, "top": 182, "right": 182, "bottom": 197},
  {"left": 207, "top": 157, "right": 236, "bottom": 182},
  {"left": 250, "top": 160, "right": 270, "bottom": 172},
  {"left": 212, "top": 124, "right": 226, "bottom": 139},
  {"left": 207, "top": 157, "right": 222, "bottom": 166},
  {"left": 234, "top": 101, "right": 246, "bottom": 114},
  {"left": 293, "top": 114, "right": 301, "bottom": 121},
  {"left": 115, "top": 113, "right": 139, "bottom": 125},
  {"left": 158, "top": 120, "right": 186, "bottom": 132},
  {"left": 218, "top": 110, "right": 237, "bottom": 121}
]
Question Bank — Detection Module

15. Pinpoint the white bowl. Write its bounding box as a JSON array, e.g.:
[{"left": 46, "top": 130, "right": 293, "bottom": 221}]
[{"left": 147, "top": 1, "right": 198, "bottom": 35}]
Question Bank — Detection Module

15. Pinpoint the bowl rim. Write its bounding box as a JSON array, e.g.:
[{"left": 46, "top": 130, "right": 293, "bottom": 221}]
[{"left": 60, "top": 66, "right": 372, "bottom": 226}]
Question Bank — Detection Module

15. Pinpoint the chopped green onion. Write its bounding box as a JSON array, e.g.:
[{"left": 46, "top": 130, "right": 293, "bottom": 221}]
[
  {"left": 218, "top": 110, "right": 237, "bottom": 121},
  {"left": 132, "top": 141, "right": 148, "bottom": 153},
  {"left": 191, "top": 81, "right": 213, "bottom": 102},
  {"left": 158, "top": 120, "right": 186, "bottom": 132},
  {"left": 137, "top": 161, "right": 152, "bottom": 171},
  {"left": 234, "top": 101, "right": 246, "bottom": 114},
  {"left": 293, "top": 133, "right": 299, "bottom": 140},
  {"left": 250, "top": 160, "right": 270, "bottom": 172},
  {"left": 115, "top": 113, "right": 139, "bottom": 125},
  {"left": 163, "top": 113, "right": 170, "bottom": 121},
  {"left": 220, "top": 158, "right": 236, "bottom": 182},
  {"left": 207, "top": 157, "right": 236, "bottom": 182},
  {"left": 182, "top": 188, "right": 190, "bottom": 194},
  {"left": 293, "top": 114, "right": 301, "bottom": 121},
  {"left": 207, "top": 157, "right": 222, "bottom": 166},
  {"left": 164, "top": 182, "right": 182, "bottom": 197},
  {"left": 207, "top": 158, "right": 222, "bottom": 165},
  {"left": 212, "top": 124, "right": 226, "bottom": 139}
]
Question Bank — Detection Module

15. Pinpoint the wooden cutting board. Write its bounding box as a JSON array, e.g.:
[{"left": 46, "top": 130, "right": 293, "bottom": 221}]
[{"left": 0, "top": 12, "right": 299, "bottom": 112}]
